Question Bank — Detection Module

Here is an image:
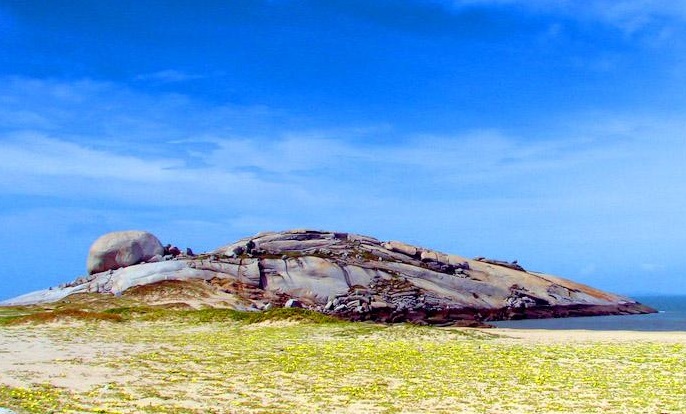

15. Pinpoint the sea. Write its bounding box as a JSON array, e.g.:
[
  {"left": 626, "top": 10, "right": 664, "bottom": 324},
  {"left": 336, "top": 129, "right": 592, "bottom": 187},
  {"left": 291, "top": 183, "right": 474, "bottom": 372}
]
[{"left": 490, "top": 295, "right": 686, "bottom": 331}]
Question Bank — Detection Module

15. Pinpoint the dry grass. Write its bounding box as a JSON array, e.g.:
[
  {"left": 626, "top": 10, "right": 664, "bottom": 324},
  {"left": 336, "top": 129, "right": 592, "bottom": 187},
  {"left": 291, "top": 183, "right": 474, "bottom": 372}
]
[{"left": 3, "top": 308, "right": 123, "bottom": 325}]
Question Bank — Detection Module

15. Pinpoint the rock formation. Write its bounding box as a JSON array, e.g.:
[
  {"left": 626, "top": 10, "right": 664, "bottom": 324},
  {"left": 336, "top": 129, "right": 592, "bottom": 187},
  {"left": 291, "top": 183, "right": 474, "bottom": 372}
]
[
  {"left": 2, "top": 229, "right": 655, "bottom": 325},
  {"left": 87, "top": 231, "right": 164, "bottom": 275}
]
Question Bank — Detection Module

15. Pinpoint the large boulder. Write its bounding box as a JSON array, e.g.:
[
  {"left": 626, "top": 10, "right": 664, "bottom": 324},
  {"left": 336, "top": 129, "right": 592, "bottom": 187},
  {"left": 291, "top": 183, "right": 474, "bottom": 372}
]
[{"left": 87, "top": 231, "right": 164, "bottom": 275}]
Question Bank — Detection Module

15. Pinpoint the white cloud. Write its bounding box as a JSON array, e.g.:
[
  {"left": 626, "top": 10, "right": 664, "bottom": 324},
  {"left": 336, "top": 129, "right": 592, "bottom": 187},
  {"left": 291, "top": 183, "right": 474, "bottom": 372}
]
[
  {"left": 0, "top": 76, "right": 277, "bottom": 152},
  {"left": 4, "top": 75, "right": 679, "bottom": 176},
  {"left": 0, "top": 132, "right": 181, "bottom": 181},
  {"left": 0, "top": 80, "right": 685, "bottom": 299},
  {"left": 206, "top": 135, "right": 366, "bottom": 175},
  {"left": 587, "top": 1, "right": 686, "bottom": 31},
  {"left": 452, "top": 0, "right": 686, "bottom": 34},
  {"left": 0, "top": 132, "right": 296, "bottom": 209},
  {"left": 640, "top": 263, "right": 664, "bottom": 272},
  {"left": 2, "top": 76, "right": 686, "bottom": 296},
  {"left": 134, "top": 70, "right": 204, "bottom": 83},
  {"left": 3, "top": 93, "right": 685, "bottom": 219}
]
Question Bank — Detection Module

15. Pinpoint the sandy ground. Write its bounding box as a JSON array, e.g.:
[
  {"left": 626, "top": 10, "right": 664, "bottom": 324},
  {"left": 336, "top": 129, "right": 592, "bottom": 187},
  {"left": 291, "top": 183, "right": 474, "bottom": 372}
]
[
  {"left": 1, "top": 322, "right": 685, "bottom": 414},
  {"left": 0, "top": 324, "right": 139, "bottom": 392},
  {"left": 1, "top": 323, "right": 684, "bottom": 393},
  {"left": 492, "top": 328, "right": 686, "bottom": 344}
]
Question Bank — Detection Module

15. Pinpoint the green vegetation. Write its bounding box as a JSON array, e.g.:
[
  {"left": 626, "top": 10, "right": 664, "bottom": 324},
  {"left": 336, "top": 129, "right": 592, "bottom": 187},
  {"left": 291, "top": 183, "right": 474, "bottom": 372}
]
[
  {"left": 101, "top": 306, "right": 344, "bottom": 325},
  {"left": 0, "top": 294, "right": 345, "bottom": 326},
  {"left": 0, "top": 306, "right": 684, "bottom": 413},
  {"left": 0, "top": 384, "right": 65, "bottom": 413},
  {"left": 0, "top": 307, "right": 31, "bottom": 324},
  {"left": 0, "top": 296, "right": 137, "bottom": 325},
  {"left": 3, "top": 308, "right": 123, "bottom": 325}
]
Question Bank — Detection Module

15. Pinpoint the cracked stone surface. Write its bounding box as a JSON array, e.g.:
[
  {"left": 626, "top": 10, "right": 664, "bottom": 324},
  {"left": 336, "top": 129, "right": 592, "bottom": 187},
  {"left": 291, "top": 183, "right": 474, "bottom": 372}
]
[{"left": 1, "top": 229, "right": 656, "bottom": 324}]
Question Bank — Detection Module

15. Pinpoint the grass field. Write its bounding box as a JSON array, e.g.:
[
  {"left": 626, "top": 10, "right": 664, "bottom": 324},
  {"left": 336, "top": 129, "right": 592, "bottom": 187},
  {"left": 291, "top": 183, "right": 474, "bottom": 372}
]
[{"left": 0, "top": 306, "right": 685, "bottom": 413}]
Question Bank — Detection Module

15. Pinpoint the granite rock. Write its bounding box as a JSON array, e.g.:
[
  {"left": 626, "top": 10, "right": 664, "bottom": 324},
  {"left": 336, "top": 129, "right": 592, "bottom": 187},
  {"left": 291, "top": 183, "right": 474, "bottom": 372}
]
[
  {"left": 2, "top": 229, "right": 657, "bottom": 325},
  {"left": 87, "top": 231, "right": 164, "bottom": 275}
]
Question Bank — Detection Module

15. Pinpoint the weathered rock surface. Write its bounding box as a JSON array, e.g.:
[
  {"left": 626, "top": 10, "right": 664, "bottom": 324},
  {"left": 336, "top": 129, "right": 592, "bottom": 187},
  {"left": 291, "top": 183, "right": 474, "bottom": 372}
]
[
  {"left": 87, "top": 231, "right": 164, "bottom": 275},
  {"left": 2, "top": 229, "right": 656, "bottom": 324}
]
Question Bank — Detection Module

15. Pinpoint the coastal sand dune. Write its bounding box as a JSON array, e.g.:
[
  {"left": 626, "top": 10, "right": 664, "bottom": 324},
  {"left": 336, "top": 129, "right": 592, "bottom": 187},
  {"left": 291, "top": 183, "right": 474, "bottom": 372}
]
[{"left": 1, "top": 320, "right": 685, "bottom": 413}]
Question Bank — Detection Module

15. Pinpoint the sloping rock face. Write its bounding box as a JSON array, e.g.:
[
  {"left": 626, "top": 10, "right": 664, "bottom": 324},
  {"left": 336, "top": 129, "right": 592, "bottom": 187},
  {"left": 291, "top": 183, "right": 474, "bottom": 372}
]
[
  {"left": 87, "top": 231, "right": 164, "bottom": 275},
  {"left": 3, "top": 229, "right": 655, "bottom": 324}
]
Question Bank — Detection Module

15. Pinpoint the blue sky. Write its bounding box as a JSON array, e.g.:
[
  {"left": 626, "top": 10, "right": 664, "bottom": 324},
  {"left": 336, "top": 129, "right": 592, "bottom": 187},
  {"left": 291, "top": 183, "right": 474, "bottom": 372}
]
[{"left": 1, "top": 0, "right": 686, "bottom": 299}]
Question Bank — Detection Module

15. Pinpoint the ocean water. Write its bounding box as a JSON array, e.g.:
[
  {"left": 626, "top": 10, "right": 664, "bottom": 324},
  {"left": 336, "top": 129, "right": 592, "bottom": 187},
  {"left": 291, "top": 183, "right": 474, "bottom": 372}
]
[{"left": 490, "top": 295, "right": 686, "bottom": 331}]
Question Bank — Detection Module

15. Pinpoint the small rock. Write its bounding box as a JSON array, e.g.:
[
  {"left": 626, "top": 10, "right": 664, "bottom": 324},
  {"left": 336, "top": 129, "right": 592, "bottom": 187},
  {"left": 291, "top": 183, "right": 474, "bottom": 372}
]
[
  {"left": 263, "top": 303, "right": 273, "bottom": 310},
  {"left": 390, "top": 291, "right": 416, "bottom": 298},
  {"left": 284, "top": 299, "right": 303, "bottom": 308},
  {"left": 420, "top": 250, "right": 440, "bottom": 262},
  {"left": 245, "top": 240, "right": 256, "bottom": 254},
  {"left": 347, "top": 295, "right": 369, "bottom": 303},
  {"left": 383, "top": 241, "right": 418, "bottom": 257},
  {"left": 148, "top": 254, "right": 163, "bottom": 263}
]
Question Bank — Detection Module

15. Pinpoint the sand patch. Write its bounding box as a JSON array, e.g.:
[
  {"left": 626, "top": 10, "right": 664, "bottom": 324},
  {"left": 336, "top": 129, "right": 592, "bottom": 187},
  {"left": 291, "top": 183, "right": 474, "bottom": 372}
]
[
  {"left": 0, "top": 324, "right": 138, "bottom": 392},
  {"left": 491, "top": 328, "right": 686, "bottom": 344}
]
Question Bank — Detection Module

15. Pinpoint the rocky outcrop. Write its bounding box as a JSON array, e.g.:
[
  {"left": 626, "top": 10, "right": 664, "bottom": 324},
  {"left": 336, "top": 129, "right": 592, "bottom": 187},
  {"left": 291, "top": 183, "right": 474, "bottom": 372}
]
[
  {"left": 87, "top": 231, "right": 165, "bottom": 275},
  {"left": 2, "top": 229, "right": 656, "bottom": 324}
]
